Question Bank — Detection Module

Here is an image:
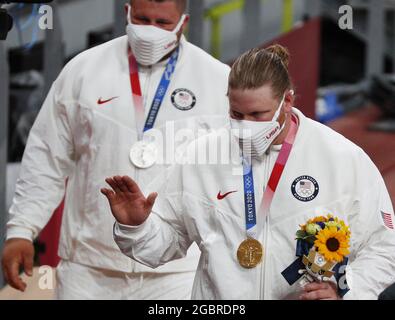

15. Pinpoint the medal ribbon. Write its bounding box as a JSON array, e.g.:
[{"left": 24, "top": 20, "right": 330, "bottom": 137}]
[
  {"left": 128, "top": 47, "right": 180, "bottom": 140},
  {"left": 243, "top": 114, "right": 298, "bottom": 239}
]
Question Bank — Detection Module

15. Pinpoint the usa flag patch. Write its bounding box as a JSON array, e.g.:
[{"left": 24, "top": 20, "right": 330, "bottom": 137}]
[{"left": 381, "top": 211, "right": 394, "bottom": 229}]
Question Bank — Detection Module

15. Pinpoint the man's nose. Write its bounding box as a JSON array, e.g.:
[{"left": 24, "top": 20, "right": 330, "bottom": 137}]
[{"left": 243, "top": 115, "right": 258, "bottom": 121}]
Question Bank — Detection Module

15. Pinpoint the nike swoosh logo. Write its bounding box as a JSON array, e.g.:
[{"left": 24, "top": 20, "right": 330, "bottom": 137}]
[
  {"left": 97, "top": 96, "right": 119, "bottom": 105},
  {"left": 217, "top": 191, "right": 237, "bottom": 200}
]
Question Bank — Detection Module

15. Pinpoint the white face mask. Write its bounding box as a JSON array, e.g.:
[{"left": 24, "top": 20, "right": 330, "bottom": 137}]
[
  {"left": 230, "top": 92, "right": 292, "bottom": 158},
  {"left": 126, "top": 4, "right": 186, "bottom": 66}
]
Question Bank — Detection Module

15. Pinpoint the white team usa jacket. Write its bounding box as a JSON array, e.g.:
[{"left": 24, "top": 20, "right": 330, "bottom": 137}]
[
  {"left": 114, "top": 108, "right": 395, "bottom": 299},
  {"left": 7, "top": 35, "right": 230, "bottom": 273}
]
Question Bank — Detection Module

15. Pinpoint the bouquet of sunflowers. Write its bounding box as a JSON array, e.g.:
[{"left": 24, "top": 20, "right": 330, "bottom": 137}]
[{"left": 295, "top": 215, "right": 351, "bottom": 286}]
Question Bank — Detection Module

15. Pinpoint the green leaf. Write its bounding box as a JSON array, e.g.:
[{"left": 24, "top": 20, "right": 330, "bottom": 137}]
[
  {"left": 305, "top": 236, "right": 316, "bottom": 245},
  {"left": 295, "top": 230, "right": 307, "bottom": 239}
]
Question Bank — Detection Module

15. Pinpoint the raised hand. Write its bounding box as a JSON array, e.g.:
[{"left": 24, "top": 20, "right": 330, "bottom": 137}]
[{"left": 101, "top": 175, "right": 157, "bottom": 226}]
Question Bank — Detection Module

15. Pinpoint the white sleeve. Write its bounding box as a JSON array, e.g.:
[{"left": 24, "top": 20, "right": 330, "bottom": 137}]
[
  {"left": 343, "top": 149, "right": 395, "bottom": 300},
  {"left": 6, "top": 80, "right": 75, "bottom": 242},
  {"left": 113, "top": 165, "right": 193, "bottom": 269}
]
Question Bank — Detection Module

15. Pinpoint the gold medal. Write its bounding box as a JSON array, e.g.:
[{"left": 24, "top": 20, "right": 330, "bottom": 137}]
[{"left": 237, "top": 238, "right": 263, "bottom": 269}]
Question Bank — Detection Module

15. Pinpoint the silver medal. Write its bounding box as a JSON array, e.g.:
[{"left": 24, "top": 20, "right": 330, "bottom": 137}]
[{"left": 129, "top": 141, "right": 158, "bottom": 169}]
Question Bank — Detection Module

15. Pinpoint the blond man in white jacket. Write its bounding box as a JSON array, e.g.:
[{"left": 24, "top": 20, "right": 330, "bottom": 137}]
[
  {"left": 105, "top": 45, "right": 395, "bottom": 300},
  {"left": 2, "top": 0, "right": 230, "bottom": 299}
]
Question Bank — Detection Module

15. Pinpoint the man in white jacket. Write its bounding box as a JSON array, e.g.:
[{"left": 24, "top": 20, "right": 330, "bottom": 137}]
[
  {"left": 105, "top": 45, "right": 395, "bottom": 299},
  {"left": 2, "top": 0, "right": 230, "bottom": 299}
]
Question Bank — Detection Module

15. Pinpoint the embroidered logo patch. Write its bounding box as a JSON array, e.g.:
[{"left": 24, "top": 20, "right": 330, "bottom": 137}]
[
  {"left": 171, "top": 88, "right": 196, "bottom": 111},
  {"left": 291, "top": 175, "right": 319, "bottom": 202},
  {"left": 217, "top": 190, "right": 237, "bottom": 200}
]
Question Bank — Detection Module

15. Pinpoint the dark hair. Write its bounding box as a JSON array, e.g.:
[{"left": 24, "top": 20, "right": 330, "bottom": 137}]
[{"left": 146, "top": 0, "right": 187, "bottom": 13}]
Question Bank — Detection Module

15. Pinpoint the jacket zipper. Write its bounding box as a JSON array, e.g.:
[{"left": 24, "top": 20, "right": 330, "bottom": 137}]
[
  {"left": 143, "top": 66, "right": 153, "bottom": 117},
  {"left": 134, "top": 66, "right": 152, "bottom": 181},
  {"left": 130, "top": 67, "right": 152, "bottom": 273},
  {"left": 261, "top": 215, "right": 270, "bottom": 299},
  {"left": 259, "top": 152, "right": 272, "bottom": 299}
]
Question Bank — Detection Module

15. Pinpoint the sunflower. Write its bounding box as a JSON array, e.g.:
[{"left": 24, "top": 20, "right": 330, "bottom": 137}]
[
  {"left": 300, "top": 215, "right": 332, "bottom": 231},
  {"left": 314, "top": 226, "right": 350, "bottom": 263},
  {"left": 307, "top": 216, "right": 328, "bottom": 225}
]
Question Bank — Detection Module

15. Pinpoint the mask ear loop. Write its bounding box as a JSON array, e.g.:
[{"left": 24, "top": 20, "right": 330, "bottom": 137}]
[
  {"left": 272, "top": 94, "right": 286, "bottom": 122},
  {"left": 275, "top": 89, "right": 294, "bottom": 130},
  {"left": 173, "top": 14, "right": 187, "bottom": 33},
  {"left": 126, "top": 4, "right": 132, "bottom": 25}
]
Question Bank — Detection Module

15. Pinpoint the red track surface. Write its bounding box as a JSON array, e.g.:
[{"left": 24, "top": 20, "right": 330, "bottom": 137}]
[{"left": 328, "top": 105, "right": 395, "bottom": 208}]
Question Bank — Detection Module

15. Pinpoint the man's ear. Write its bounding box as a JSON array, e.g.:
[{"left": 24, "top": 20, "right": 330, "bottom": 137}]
[
  {"left": 180, "top": 14, "right": 190, "bottom": 34},
  {"left": 183, "top": 14, "right": 190, "bottom": 26},
  {"left": 124, "top": 4, "right": 129, "bottom": 14}
]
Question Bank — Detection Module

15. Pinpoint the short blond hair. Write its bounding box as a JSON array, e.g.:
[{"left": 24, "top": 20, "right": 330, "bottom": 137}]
[
  {"left": 145, "top": 0, "right": 187, "bottom": 12},
  {"left": 229, "top": 44, "right": 293, "bottom": 100}
]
